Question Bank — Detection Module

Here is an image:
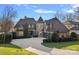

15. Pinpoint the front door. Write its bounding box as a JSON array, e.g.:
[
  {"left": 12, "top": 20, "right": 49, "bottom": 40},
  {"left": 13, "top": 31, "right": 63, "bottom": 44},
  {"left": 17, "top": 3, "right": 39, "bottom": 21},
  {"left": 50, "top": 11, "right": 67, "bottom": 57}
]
[
  {"left": 39, "top": 32, "right": 43, "bottom": 37},
  {"left": 30, "top": 31, "right": 33, "bottom": 37}
]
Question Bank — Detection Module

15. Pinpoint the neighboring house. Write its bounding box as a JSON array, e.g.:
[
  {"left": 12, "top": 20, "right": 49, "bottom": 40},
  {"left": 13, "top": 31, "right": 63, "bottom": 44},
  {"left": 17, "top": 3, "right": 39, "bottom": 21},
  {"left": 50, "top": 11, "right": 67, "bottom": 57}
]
[
  {"left": 64, "top": 20, "right": 79, "bottom": 35},
  {"left": 14, "top": 16, "right": 36, "bottom": 37},
  {"left": 0, "top": 24, "right": 4, "bottom": 34},
  {"left": 44, "top": 17, "right": 69, "bottom": 38}
]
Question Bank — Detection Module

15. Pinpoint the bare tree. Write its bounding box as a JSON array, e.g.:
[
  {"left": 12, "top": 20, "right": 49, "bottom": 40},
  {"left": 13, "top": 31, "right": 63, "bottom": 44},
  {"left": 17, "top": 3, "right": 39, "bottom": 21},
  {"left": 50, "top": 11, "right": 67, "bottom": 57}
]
[
  {"left": 54, "top": 11, "right": 76, "bottom": 21},
  {"left": 74, "top": 7, "right": 79, "bottom": 13},
  {"left": 54, "top": 11, "right": 66, "bottom": 21},
  {"left": 1, "top": 18, "right": 14, "bottom": 33},
  {"left": 1, "top": 6, "right": 17, "bottom": 43},
  {"left": 65, "top": 13, "right": 75, "bottom": 21},
  {"left": 74, "top": 7, "right": 79, "bottom": 20}
]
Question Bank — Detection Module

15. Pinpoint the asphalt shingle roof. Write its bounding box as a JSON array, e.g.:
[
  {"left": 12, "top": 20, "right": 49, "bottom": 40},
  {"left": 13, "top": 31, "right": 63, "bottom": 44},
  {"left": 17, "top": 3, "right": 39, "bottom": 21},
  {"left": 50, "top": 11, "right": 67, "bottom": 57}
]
[
  {"left": 15, "top": 17, "right": 36, "bottom": 28},
  {"left": 46, "top": 17, "right": 69, "bottom": 32},
  {"left": 70, "top": 27, "right": 79, "bottom": 30}
]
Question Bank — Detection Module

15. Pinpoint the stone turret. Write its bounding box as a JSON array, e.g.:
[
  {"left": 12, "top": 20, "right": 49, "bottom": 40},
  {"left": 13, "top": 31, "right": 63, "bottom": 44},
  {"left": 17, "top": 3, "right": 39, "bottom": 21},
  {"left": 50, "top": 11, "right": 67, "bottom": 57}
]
[{"left": 37, "top": 16, "right": 44, "bottom": 23}]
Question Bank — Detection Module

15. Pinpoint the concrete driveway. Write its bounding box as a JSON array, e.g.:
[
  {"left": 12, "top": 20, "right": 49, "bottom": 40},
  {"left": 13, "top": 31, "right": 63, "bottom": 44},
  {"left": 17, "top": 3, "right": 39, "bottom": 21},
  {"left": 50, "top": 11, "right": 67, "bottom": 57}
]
[
  {"left": 11, "top": 37, "right": 79, "bottom": 55},
  {"left": 11, "top": 37, "right": 52, "bottom": 54}
]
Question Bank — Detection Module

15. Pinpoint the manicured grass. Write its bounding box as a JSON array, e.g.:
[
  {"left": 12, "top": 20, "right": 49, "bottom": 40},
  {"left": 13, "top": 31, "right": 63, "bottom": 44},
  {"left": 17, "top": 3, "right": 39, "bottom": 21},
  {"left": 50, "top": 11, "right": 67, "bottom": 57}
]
[
  {"left": 42, "top": 40, "right": 79, "bottom": 51},
  {"left": 0, "top": 44, "right": 37, "bottom": 55}
]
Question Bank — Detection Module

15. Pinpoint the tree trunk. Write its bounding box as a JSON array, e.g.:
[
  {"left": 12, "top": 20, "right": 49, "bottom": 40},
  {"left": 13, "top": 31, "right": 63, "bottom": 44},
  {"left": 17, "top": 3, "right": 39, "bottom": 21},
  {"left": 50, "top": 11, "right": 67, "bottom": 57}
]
[{"left": 3, "top": 32, "right": 6, "bottom": 43}]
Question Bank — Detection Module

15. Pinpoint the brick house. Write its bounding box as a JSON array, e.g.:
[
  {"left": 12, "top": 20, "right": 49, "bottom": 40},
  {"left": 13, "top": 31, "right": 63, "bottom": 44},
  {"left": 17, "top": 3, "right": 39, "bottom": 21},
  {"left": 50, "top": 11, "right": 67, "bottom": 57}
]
[{"left": 15, "top": 16, "right": 69, "bottom": 38}]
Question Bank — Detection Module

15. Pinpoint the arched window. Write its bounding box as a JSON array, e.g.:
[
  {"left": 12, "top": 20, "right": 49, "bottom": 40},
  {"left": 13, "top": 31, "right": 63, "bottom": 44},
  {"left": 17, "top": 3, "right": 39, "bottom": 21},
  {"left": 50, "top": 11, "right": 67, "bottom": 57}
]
[{"left": 28, "top": 24, "right": 31, "bottom": 28}]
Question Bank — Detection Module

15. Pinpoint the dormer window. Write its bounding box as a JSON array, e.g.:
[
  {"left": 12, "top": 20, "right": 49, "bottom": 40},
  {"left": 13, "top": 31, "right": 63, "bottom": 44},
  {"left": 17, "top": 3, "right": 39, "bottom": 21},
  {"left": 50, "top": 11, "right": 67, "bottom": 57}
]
[
  {"left": 18, "top": 25, "right": 23, "bottom": 30},
  {"left": 28, "top": 24, "right": 31, "bottom": 28},
  {"left": 75, "top": 25, "right": 78, "bottom": 27},
  {"left": 32, "top": 25, "right": 34, "bottom": 28},
  {"left": 28, "top": 24, "right": 34, "bottom": 28}
]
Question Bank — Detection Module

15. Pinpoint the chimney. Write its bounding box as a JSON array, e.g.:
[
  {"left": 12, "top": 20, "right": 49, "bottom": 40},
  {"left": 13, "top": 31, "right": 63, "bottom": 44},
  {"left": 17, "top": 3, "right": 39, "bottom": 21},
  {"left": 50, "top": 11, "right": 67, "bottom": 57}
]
[{"left": 24, "top": 16, "right": 27, "bottom": 19}]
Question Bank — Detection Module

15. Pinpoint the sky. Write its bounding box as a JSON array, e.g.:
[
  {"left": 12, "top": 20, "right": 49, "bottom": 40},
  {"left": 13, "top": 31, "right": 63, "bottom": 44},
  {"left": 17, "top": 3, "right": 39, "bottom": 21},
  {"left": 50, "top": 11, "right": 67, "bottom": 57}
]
[{"left": 0, "top": 4, "right": 79, "bottom": 23}]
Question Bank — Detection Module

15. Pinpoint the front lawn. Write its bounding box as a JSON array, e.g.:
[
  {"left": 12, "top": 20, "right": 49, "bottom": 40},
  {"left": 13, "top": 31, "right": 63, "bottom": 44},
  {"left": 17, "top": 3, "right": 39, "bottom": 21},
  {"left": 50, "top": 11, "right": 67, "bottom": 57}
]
[
  {"left": 0, "top": 44, "right": 37, "bottom": 55},
  {"left": 42, "top": 40, "right": 79, "bottom": 51}
]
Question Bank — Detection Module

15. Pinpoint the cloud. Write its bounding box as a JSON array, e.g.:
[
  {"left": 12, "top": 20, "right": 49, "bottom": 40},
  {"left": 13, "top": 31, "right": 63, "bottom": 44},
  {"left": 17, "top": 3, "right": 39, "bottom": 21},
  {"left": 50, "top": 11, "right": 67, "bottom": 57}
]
[
  {"left": 65, "top": 4, "right": 79, "bottom": 13},
  {"left": 23, "top": 5, "right": 31, "bottom": 9},
  {"left": 34, "top": 9, "right": 56, "bottom": 13},
  {"left": 72, "top": 4, "right": 79, "bottom": 8},
  {"left": 16, "top": 4, "right": 31, "bottom": 9},
  {"left": 31, "top": 5, "right": 38, "bottom": 8},
  {"left": 23, "top": 5, "right": 38, "bottom": 9},
  {"left": 64, "top": 4, "right": 79, "bottom": 13},
  {"left": 23, "top": 5, "right": 38, "bottom": 8},
  {"left": 65, "top": 9, "right": 74, "bottom": 13}
]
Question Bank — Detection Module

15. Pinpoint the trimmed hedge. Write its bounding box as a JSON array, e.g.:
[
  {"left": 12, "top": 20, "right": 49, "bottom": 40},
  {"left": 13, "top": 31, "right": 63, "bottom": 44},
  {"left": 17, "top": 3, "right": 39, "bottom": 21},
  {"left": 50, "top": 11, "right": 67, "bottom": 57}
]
[
  {"left": 51, "top": 32, "right": 59, "bottom": 42},
  {"left": 0, "top": 34, "right": 12, "bottom": 44},
  {"left": 43, "top": 32, "right": 78, "bottom": 43},
  {"left": 43, "top": 39, "right": 51, "bottom": 43},
  {"left": 43, "top": 37, "right": 78, "bottom": 43}
]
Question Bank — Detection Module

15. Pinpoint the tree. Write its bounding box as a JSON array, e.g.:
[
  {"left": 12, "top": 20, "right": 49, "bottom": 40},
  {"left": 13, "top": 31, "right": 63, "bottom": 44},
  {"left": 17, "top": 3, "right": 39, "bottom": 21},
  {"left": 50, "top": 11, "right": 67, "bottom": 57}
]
[
  {"left": 65, "top": 13, "right": 75, "bottom": 21},
  {"left": 54, "top": 11, "right": 76, "bottom": 21},
  {"left": 22, "top": 24, "right": 29, "bottom": 38},
  {"left": 0, "top": 6, "right": 17, "bottom": 43},
  {"left": 70, "top": 32, "right": 77, "bottom": 39},
  {"left": 74, "top": 7, "right": 79, "bottom": 20},
  {"left": 54, "top": 11, "right": 65, "bottom": 21},
  {"left": 21, "top": 17, "right": 29, "bottom": 38},
  {"left": 52, "top": 31, "right": 59, "bottom": 42},
  {"left": 74, "top": 7, "right": 79, "bottom": 13}
]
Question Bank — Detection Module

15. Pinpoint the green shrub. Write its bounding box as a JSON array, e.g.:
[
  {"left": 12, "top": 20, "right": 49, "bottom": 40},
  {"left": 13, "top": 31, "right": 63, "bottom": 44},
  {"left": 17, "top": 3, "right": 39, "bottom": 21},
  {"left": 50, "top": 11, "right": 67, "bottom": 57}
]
[
  {"left": 43, "top": 32, "right": 78, "bottom": 43},
  {"left": 43, "top": 39, "right": 50, "bottom": 43},
  {"left": 24, "top": 30, "right": 28, "bottom": 38},
  {"left": 70, "top": 32, "right": 77, "bottom": 39},
  {"left": 5, "top": 34, "right": 12, "bottom": 43},
  {"left": 52, "top": 32, "right": 59, "bottom": 42},
  {"left": 0, "top": 35, "right": 4, "bottom": 43},
  {"left": 12, "top": 32, "right": 16, "bottom": 39},
  {"left": 0, "top": 34, "right": 12, "bottom": 44}
]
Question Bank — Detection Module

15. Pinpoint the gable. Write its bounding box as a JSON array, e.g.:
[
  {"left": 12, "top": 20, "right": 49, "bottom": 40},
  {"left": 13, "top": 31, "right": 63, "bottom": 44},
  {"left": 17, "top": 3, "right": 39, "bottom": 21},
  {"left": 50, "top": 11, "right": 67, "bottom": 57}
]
[
  {"left": 15, "top": 17, "right": 36, "bottom": 29},
  {"left": 46, "top": 17, "right": 69, "bottom": 32}
]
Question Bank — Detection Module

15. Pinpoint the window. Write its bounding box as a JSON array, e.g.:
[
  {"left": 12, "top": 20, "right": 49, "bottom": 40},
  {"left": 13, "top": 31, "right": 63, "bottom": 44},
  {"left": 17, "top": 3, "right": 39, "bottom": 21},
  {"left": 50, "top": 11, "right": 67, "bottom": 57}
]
[
  {"left": 0, "top": 26, "right": 1, "bottom": 30},
  {"left": 18, "top": 31, "right": 23, "bottom": 36},
  {"left": 19, "top": 25, "right": 23, "bottom": 29},
  {"left": 28, "top": 24, "right": 34, "bottom": 28},
  {"left": 32, "top": 25, "right": 34, "bottom": 28},
  {"left": 75, "top": 25, "right": 78, "bottom": 27},
  {"left": 28, "top": 24, "right": 31, "bottom": 28}
]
